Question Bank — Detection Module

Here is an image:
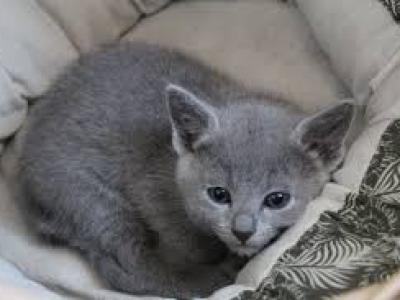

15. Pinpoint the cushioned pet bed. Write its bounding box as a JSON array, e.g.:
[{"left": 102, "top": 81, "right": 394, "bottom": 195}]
[{"left": 1, "top": 0, "right": 400, "bottom": 299}]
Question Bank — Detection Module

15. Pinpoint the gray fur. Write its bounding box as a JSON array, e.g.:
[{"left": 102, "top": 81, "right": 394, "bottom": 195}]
[{"left": 15, "top": 43, "right": 354, "bottom": 298}]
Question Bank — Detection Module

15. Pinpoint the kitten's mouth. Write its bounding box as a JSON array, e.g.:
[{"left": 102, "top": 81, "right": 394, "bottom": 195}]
[{"left": 229, "top": 227, "right": 289, "bottom": 257}]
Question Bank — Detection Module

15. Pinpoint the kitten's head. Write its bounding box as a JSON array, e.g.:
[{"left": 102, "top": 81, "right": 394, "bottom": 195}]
[{"left": 166, "top": 84, "right": 354, "bottom": 256}]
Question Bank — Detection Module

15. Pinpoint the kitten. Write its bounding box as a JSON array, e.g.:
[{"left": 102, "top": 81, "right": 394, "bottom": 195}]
[{"left": 15, "top": 43, "right": 354, "bottom": 298}]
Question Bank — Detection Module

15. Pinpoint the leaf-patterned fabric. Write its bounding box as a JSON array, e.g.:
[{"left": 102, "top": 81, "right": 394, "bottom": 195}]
[
  {"left": 234, "top": 120, "right": 400, "bottom": 299},
  {"left": 379, "top": 0, "right": 400, "bottom": 21}
]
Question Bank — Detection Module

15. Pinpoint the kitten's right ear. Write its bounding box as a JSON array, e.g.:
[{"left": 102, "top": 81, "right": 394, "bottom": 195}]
[
  {"left": 165, "top": 84, "right": 218, "bottom": 154},
  {"left": 292, "top": 100, "right": 355, "bottom": 171}
]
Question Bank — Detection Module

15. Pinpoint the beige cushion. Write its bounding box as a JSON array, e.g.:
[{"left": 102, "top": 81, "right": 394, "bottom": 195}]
[
  {"left": 125, "top": 0, "right": 346, "bottom": 113},
  {"left": 0, "top": 0, "right": 170, "bottom": 141},
  {"left": 296, "top": 0, "right": 400, "bottom": 102},
  {"left": 134, "top": 0, "right": 171, "bottom": 15},
  {"left": 0, "top": 68, "right": 27, "bottom": 140},
  {"left": 0, "top": 0, "right": 78, "bottom": 140},
  {"left": 36, "top": 0, "right": 141, "bottom": 53}
]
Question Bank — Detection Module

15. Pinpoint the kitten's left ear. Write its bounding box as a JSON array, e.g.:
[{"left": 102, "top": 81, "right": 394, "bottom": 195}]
[
  {"left": 166, "top": 84, "right": 218, "bottom": 154},
  {"left": 292, "top": 100, "right": 355, "bottom": 170}
]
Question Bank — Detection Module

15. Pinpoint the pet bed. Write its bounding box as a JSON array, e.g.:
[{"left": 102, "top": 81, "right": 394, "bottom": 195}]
[{"left": 1, "top": 0, "right": 400, "bottom": 299}]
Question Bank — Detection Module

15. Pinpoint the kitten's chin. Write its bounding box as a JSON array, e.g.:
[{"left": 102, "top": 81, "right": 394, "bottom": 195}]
[{"left": 229, "top": 244, "right": 262, "bottom": 257}]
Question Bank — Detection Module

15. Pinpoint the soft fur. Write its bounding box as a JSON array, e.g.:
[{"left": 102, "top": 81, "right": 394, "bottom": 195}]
[{"left": 15, "top": 43, "right": 354, "bottom": 298}]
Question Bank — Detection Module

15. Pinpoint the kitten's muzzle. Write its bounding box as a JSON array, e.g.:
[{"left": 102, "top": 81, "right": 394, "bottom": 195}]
[{"left": 231, "top": 214, "right": 257, "bottom": 244}]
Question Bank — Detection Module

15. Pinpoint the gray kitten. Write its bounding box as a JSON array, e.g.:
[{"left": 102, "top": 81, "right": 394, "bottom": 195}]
[{"left": 15, "top": 43, "right": 354, "bottom": 298}]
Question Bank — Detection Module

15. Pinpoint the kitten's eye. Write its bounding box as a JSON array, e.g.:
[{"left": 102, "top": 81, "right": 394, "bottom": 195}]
[
  {"left": 264, "top": 192, "right": 291, "bottom": 209},
  {"left": 207, "top": 187, "right": 231, "bottom": 205}
]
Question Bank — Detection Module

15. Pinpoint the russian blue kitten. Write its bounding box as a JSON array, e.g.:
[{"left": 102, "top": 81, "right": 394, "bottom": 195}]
[{"left": 16, "top": 43, "right": 354, "bottom": 298}]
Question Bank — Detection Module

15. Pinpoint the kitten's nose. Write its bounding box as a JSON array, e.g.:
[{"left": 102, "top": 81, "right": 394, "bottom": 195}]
[{"left": 232, "top": 214, "right": 256, "bottom": 244}]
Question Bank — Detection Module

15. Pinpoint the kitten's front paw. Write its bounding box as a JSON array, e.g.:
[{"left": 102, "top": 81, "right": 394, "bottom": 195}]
[
  {"left": 181, "top": 260, "right": 242, "bottom": 297},
  {"left": 219, "top": 253, "right": 248, "bottom": 279}
]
